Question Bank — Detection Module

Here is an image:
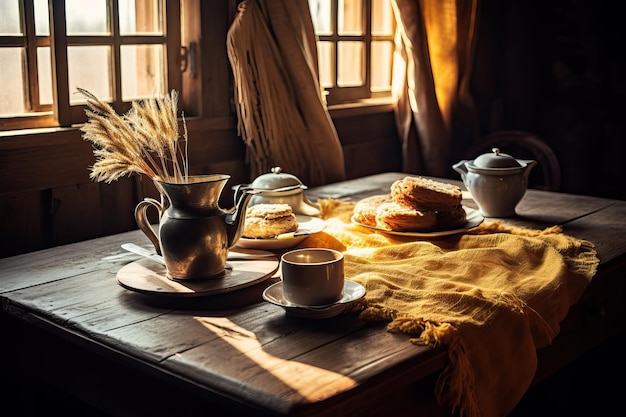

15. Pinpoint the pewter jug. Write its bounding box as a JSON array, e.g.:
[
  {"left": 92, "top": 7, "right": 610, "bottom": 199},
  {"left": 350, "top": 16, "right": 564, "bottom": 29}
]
[{"left": 134, "top": 174, "right": 254, "bottom": 279}]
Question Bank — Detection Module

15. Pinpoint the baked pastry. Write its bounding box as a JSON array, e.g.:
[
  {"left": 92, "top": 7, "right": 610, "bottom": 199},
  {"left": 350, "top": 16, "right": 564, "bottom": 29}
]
[
  {"left": 352, "top": 194, "right": 392, "bottom": 226},
  {"left": 353, "top": 177, "right": 466, "bottom": 232},
  {"left": 391, "top": 176, "right": 462, "bottom": 212},
  {"left": 242, "top": 203, "right": 298, "bottom": 239},
  {"left": 436, "top": 205, "right": 467, "bottom": 230},
  {"left": 375, "top": 202, "right": 437, "bottom": 232}
]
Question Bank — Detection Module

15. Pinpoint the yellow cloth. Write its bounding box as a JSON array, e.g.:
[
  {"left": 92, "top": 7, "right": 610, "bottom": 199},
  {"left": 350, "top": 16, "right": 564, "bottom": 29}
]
[{"left": 298, "top": 199, "right": 599, "bottom": 417}]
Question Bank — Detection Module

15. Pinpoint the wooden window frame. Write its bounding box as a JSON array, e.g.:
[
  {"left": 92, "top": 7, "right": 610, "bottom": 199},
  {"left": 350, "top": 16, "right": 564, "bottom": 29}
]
[
  {"left": 316, "top": 0, "right": 395, "bottom": 106},
  {"left": 0, "top": 0, "right": 181, "bottom": 131}
]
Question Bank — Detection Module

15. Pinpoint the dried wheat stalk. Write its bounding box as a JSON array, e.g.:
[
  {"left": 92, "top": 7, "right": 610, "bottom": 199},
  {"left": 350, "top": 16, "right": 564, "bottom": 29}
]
[{"left": 78, "top": 88, "right": 189, "bottom": 183}]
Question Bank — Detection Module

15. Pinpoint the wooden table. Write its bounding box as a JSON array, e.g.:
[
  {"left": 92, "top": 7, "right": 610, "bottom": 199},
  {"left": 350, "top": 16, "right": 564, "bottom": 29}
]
[{"left": 2, "top": 172, "right": 625, "bottom": 416}]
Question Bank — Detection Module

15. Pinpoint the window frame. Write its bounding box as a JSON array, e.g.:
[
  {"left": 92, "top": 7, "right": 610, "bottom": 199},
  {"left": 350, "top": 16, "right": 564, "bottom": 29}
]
[
  {"left": 314, "top": 0, "right": 395, "bottom": 106},
  {"left": 0, "top": 0, "right": 182, "bottom": 131}
]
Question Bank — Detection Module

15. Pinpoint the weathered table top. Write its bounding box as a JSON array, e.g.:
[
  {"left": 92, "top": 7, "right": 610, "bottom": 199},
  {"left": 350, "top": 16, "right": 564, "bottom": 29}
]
[{"left": 2, "top": 172, "right": 625, "bottom": 416}]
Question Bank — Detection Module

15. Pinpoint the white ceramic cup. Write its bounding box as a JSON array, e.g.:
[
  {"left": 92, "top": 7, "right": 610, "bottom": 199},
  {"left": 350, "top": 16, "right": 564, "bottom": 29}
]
[{"left": 280, "top": 248, "right": 345, "bottom": 306}]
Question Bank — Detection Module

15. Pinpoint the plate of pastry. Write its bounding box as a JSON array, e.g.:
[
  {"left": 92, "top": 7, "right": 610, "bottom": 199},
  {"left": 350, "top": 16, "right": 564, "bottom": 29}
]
[
  {"left": 350, "top": 176, "right": 484, "bottom": 237},
  {"left": 236, "top": 204, "right": 326, "bottom": 250},
  {"left": 351, "top": 206, "right": 484, "bottom": 237}
]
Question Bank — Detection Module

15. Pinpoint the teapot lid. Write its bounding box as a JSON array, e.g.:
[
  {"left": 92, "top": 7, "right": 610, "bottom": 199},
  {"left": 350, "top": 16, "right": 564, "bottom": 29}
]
[
  {"left": 249, "top": 167, "right": 307, "bottom": 190},
  {"left": 472, "top": 148, "right": 523, "bottom": 169}
]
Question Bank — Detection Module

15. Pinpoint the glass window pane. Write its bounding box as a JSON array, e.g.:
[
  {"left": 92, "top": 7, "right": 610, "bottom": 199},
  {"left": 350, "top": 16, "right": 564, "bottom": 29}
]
[
  {"left": 68, "top": 46, "right": 112, "bottom": 103},
  {"left": 337, "top": 41, "right": 363, "bottom": 87},
  {"left": 119, "top": 0, "right": 163, "bottom": 35},
  {"left": 121, "top": 44, "right": 165, "bottom": 100},
  {"left": 338, "top": 0, "right": 362, "bottom": 36},
  {"left": 309, "top": 0, "right": 332, "bottom": 35},
  {"left": 0, "top": 0, "right": 22, "bottom": 35},
  {"left": 0, "top": 48, "right": 26, "bottom": 115},
  {"left": 35, "top": 0, "right": 50, "bottom": 36},
  {"left": 66, "top": 0, "right": 109, "bottom": 35},
  {"left": 37, "top": 47, "right": 53, "bottom": 105},
  {"left": 371, "top": 41, "right": 392, "bottom": 91},
  {"left": 372, "top": 0, "right": 393, "bottom": 36},
  {"left": 317, "top": 41, "right": 333, "bottom": 89}
]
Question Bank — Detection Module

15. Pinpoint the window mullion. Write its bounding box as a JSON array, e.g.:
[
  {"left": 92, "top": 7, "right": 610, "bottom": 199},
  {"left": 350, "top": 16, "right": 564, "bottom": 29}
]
[
  {"left": 22, "top": 0, "right": 40, "bottom": 111},
  {"left": 166, "top": 0, "right": 182, "bottom": 97},
  {"left": 364, "top": 0, "right": 371, "bottom": 92},
  {"left": 50, "top": 0, "right": 70, "bottom": 126},
  {"left": 111, "top": 0, "right": 124, "bottom": 114},
  {"left": 332, "top": 0, "right": 338, "bottom": 87}
]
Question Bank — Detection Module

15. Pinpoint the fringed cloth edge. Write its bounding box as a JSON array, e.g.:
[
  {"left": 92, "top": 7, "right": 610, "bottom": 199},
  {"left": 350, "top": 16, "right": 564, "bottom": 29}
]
[{"left": 301, "top": 198, "right": 599, "bottom": 417}]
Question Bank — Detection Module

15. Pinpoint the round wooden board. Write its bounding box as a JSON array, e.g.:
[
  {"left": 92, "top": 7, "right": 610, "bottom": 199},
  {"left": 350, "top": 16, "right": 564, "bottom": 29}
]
[{"left": 117, "top": 257, "right": 279, "bottom": 298}]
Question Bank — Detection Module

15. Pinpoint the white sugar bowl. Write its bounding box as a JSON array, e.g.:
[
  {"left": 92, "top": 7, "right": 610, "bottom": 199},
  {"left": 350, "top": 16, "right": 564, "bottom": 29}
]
[
  {"left": 236, "top": 167, "right": 320, "bottom": 216},
  {"left": 453, "top": 148, "right": 537, "bottom": 217}
]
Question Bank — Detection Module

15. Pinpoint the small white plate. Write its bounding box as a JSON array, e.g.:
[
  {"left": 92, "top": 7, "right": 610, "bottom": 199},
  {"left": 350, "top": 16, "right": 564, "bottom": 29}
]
[
  {"left": 262, "top": 280, "right": 366, "bottom": 319},
  {"left": 351, "top": 206, "right": 484, "bottom": 238},
  {"left": 236, "top": 215, "right": 326, "bottom": 250}
]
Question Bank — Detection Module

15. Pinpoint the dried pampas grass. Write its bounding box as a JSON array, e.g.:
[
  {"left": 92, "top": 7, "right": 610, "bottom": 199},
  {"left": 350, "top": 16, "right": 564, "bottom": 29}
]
[{"left": 78, "top": 88, "right": 189, "bottom": 183}]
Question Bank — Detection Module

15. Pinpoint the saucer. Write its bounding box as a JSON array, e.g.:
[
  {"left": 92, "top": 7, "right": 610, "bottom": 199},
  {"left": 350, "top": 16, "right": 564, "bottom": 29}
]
[
  {"left": 236, "top": 215, "right": 325, "bottom": 250},
  {"left": 262, "top": 280, "right": 366, "bottom": 319}
]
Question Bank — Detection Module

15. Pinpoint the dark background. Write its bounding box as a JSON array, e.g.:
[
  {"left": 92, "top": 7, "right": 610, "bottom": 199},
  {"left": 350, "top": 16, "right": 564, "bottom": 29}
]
[{"left": 466, "top": 0, "right": 625, "bottom": 200}]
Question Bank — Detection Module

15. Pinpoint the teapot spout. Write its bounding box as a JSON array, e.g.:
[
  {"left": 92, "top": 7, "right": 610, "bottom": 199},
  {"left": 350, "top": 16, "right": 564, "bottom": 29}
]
[
  {"left": 452, "top": 160, "right": 469, "bottom": 180},
  {"left": 225, "top": 188, "right": 257, "bottom": 247},
  {"left": 520, "top": 160, "right": 538, "bottom": 180}
]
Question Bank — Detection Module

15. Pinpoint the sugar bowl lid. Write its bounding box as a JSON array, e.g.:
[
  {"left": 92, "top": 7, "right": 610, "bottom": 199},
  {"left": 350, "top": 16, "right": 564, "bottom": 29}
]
[
  {"left": 249, "top": 167, "right": 307, "bottom": 191},
  {"left": 471, "top": 148, "right": 523, "bottom": 169}
]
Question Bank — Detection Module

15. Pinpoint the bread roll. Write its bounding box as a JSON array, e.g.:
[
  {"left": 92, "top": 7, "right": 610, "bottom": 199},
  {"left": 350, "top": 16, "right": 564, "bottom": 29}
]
[
  {"left": 391, "top": 176, "right": 462, "bottom": 212},
  {"left": 375, "top": 202, "right": 437, "bottom": 232},
  {"left": 242, "top": 204, "right": 298, "bottom": 239},
  {"left": 352, "top": 194, "right": 392, "bottom": 226},
  {"left": 436, "top": 206, "right": 467, "bottom": 230}
]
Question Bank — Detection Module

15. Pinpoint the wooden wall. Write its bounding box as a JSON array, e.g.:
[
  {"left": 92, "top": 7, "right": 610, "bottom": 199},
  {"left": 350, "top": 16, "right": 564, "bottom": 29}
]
[
  {"left": 3, "top": 0, "right": 623, "bottom": 258},
  {"left": 0, "top": 106, "right": 402, "bottom": 258},
  {"left": 466, "top": 0, "right": 625, "bottom": 201},
  {"left": 0, "top": 124, "right": 248, "bottom": 257}
]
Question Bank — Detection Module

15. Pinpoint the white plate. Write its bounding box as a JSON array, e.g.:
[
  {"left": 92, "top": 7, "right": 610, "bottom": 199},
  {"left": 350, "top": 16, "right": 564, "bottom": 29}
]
[
  {"left": 235, "top": 215, "right": 326, "bottom": 250},
  {"left": 262, "top": 280, "right": 366, "bottom": 319},
  {"left": 351, "top": 206, "right": 484, "bottom": 238}
]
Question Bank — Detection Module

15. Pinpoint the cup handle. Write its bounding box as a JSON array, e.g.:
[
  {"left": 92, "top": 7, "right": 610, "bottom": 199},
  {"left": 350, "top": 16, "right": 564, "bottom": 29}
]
[{"left": 134, "top": 197, "right": 162, "bottom": 255}]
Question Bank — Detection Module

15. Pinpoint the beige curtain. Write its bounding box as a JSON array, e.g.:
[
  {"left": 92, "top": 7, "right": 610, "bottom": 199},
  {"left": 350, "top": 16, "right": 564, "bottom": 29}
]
[
  {"left": 227, "top": 0, "right": 346, "bottom": 187},
  {"left": 391, "top": 0, "right": 479, "bottom": 176}
]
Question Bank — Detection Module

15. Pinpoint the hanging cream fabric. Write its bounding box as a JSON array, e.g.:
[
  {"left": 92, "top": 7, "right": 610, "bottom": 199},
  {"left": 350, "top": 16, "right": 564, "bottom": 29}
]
[
  {"left": 391, "top": 0, "right": 479, "bottom": 176},
  {"left": 227, "top": 0, "right": 346, "bottom": 187}
]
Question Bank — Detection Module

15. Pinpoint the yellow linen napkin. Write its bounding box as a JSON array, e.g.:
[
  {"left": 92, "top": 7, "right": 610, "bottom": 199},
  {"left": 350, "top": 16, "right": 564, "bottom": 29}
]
[{"left": 298, "top": 199, "right": 599, "bottom": 417}]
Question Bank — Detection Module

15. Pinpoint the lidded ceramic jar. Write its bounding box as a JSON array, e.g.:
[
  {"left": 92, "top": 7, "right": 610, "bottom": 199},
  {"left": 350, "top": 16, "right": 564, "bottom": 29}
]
[
  {"left": 453, "top": 148, "right": 537, "bottom": 217},
  {"left": 238, "top": 167, "right": 320, "bottom": 216}
]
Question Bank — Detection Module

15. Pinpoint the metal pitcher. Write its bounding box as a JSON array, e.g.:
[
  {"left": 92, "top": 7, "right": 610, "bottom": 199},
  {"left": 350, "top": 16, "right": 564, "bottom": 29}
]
[{"left": 134, "top": 174, "right": 255, "bottom": 279}]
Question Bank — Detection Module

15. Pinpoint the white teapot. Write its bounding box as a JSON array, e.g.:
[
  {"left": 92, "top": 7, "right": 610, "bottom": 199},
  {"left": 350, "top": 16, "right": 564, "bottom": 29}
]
[
  {"left": 453, "top": 148, "right": 537, "bottom": 217},
  {"left": 234, "top": 167, "right": 320, "bottom": 216}
]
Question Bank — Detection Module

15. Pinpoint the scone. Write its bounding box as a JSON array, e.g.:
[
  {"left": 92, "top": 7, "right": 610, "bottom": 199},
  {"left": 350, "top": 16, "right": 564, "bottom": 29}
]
[
  {"left": 391, "top": 176, "right": 462, "bottom": 212},
  {"left": 375, "top": 202, "right": 437, "bottom": 232},
  {"left": 436, "top": 206, "right": 467, "bottom": 230},
  {"left": 352, "top": 194, "right": 392, "bottom": 226},
  {"left": 242, "top": 203, "right": 298, "bottom": 239}
]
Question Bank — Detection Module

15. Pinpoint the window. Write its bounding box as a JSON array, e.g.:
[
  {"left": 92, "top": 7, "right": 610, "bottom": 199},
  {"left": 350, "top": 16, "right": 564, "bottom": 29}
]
[
  {"left": 0, "top": 0, "right": 181, "bottom": 131},
  {"left": 309, "top": 0, "right": 395, "bottom": 105}
]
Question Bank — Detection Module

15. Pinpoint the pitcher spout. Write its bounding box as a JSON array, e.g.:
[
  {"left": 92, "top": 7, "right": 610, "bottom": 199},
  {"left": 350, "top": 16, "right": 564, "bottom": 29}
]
[{"left": 225, "top": 188, "right": 257, "bottom": 247}]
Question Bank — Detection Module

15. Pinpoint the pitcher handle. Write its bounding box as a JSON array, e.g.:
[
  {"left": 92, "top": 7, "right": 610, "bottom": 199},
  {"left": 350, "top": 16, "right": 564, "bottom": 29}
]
[{"left": 134, "top": 197, "right": 162, "bottom": 255}]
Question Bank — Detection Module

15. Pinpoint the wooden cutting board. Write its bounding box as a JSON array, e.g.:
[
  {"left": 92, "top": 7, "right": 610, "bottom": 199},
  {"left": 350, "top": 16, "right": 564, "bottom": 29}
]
[{"left": 117, "top": 257, "right": 279, "bottom": 298}]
